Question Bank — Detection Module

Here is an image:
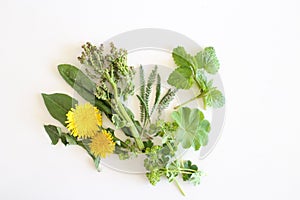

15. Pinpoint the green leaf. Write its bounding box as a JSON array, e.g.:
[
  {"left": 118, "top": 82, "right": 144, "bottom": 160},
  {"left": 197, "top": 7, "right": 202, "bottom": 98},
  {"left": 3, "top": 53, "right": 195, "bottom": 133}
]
[
  {"left": 172, "top": 46, "right": 194, "bottom": 67},
  {"left": 182, "top": 160, "right": 198, "bottom": 181},
  {"left": 194, "top": 47, "right": 220, "bottom": 74},
  {"left": 151, "top": 74, "right": 161, "bottom": 115},
  {"left": 112, "top": 114, "right": 127, "bottom": 129},
  {"left": 42, "top": 93, "right": 78, "bottom": 126},
  {"left": 205, "top": 88, "right": 225, "bottom": 108},
  {"left": 43, "top": 125, "right": 61, "bottom": 145},
  {"left": 94, "top": 157, "right": 101, "bottom": 172},
  {"left": 190, "top": 171, "right": 202, "bottom": 185},
  {"left": 195, "top": 69, "right": 208, "bottom": 91},
  {"left": 58, "top": 64, "right": 112, "bottom": 117},
  {"left": 167, "top": 66, "right": 194, "bottom": 89},
  {"left": 136, "top": 95, "right": 150, "bottom": 121},
  {"left": 171, "top": 107, "right": 210, "bottom": 150}
]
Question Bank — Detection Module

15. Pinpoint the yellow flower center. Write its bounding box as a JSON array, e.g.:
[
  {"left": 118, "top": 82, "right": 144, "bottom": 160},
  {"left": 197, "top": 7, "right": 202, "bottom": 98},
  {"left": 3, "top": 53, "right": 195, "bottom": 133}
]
[
  {"left": 65, "top": 103, "right": 102, "bottom": 139},
  {"left": 89, "top": 130, "right": 115, "bottom": 158}
]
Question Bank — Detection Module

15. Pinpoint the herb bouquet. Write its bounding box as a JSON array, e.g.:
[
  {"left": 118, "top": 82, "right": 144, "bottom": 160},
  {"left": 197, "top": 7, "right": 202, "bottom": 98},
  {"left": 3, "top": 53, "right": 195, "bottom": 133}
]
[{"left": 42, "top": 42, "right": 225, "bottom": 195}]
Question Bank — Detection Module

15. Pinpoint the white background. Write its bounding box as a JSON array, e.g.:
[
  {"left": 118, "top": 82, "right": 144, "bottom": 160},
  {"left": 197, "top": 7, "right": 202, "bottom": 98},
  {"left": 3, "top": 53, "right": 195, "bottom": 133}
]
[{"left": 1, "top": 0, "right": 299, "bottom": 199}]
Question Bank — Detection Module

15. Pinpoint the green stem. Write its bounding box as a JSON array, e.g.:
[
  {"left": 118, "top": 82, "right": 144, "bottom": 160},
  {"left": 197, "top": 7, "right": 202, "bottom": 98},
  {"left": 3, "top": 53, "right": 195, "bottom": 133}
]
[
  {"left": 174, "top": 178, "right": 185, "bottom": 196},
  {"left": 174, "top": 93, "right": 203, "bottom": 109},
  {"left": 108, "top": 75, "right": 144, "bottom": 150}
]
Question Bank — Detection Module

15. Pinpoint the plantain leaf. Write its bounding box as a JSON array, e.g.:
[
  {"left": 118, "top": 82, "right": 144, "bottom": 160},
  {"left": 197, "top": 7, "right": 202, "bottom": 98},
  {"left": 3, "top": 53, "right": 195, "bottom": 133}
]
[
  {"left": 58, "top": 64, "right": 112, "bottom": 116},
  {"left": 42, "top": 93, "right": 78, "bottom": 126}
]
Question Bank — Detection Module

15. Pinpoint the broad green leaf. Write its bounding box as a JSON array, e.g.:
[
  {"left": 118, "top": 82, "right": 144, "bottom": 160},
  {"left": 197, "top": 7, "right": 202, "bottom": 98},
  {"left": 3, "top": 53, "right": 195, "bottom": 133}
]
[
  {"left": 205, "top": 88, "right": 225, "bottom": 108},
  {"left": 43, "top": 124, "right": 61, "bottom": 145},
  {"left": 172, "top": 46, "right": 194, "bottom": 67},
  {"left": 194, "top": 47, "right": 220, "bottom": 74},
  {"left": 58, "top": 64, "right": 112, "bottom": 116},
  {"left": 171, "top": 107, "right": 210, "bottom": 150},
  {"left": 42, "top": 93, "right": 78, "bottom": 126},
  {"left": 167, "top": 66, "right": 194, "bottom": 89}
]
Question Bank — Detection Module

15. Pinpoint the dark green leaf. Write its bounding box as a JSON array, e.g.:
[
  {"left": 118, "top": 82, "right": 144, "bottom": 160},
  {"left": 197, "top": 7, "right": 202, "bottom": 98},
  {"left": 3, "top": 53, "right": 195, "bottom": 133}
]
[
  {"left": 182, "top": 160, "right": 198, "bottom": 181},
  {"left": 167, "top": 66, "right": 194, "bottom": 89},
  {"left": 43, "top": 124, "right": 61, "bottom": 145},
  {"left": 42, "top": 93, "right": 78, "bottom": 126}
]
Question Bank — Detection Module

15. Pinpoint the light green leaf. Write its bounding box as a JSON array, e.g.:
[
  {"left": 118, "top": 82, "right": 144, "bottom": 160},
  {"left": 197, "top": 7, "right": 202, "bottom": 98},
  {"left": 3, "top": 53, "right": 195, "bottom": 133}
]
[
  {"left": 112, "top": 114, "right": 127, "bottom": 129},
  {"left": 171, "top": 107, "right": 210, "bottom": 150},
  {"left": 205, "top": 88, "right": 225, "bottom": 108},
  {"left": 167, "top": 66, "right": 194, "bottom": 89},
  {"left": 190, "top": 171, "right": 202, "bottom": 185},
  {"left": 172, "top": 46, "right": 194, "bottom": 67},
  {"left": 42, "top": 93, "right": 78, "bottom": 126},
  {"left": 194, "top": 47, "right": 220, "bottom": 74},
  {"left": 195, "top": 69, "right": 208, "bottom": 91}
]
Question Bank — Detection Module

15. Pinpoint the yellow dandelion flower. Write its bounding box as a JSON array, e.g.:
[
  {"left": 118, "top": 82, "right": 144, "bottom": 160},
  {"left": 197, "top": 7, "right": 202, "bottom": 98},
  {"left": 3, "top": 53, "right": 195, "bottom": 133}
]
[
  {"left": 65, "top": 103, "right": 102, "bottom": 139},
  {"left": 89, "top": 130, "right": 115, "bottom": 158}
]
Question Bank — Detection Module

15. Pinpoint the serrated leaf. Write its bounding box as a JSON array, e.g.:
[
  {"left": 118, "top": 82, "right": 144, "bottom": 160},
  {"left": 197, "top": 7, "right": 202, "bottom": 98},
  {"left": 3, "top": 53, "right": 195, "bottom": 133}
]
[
  {"left": 42, "top": 93, "right": 78, "bottom": 126},
  {"left": 205, "top": 88, "right": 225, "bottom": 108},
  {"left": 167, "top": 66, "right": 194, "bottom": 89},
  {"left": 172, "top": 46, "right": 194, "bottom": 67},
  {"left": 194, "top": 47, "right": 220, "bottom": 74},
  {"left": 171, "top": 107, "right": 210, "bottom": 150}
]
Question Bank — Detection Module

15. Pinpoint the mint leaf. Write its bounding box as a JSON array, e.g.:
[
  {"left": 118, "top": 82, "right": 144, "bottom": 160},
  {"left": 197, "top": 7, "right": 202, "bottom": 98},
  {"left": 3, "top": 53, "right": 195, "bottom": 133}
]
[
  {"left": 204, "top": 88, "right": 225, "bottom": 108},
  {"left": 171, "top": 107, "right": 210, "bottom": 150},
  {"left": 194, "top": 47, "right": 219, "bottom": 74},
  {"left": 172, "top": 46, "right": 193, "bottom": 67},
  {"left": 167, "top": 66, "right": 194, "bottom": 89}
]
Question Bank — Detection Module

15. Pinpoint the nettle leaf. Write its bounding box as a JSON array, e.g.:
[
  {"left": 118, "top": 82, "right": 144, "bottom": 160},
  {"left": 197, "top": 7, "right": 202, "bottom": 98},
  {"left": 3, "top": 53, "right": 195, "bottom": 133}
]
[
  {"left": 194, "top": 47, "right": 220, "bottom": 74},
  {"left": 167, "top": 66, "right": 194, "bottom": 89},
  {"left": 172, "top": 46, "right": 194, "bottom": 67},
  {"left": 171, "top": 107, "right": 210, "bottom": 150},
  {"left": 205, "top": 88, "right": 225, "bottom": 108}
]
